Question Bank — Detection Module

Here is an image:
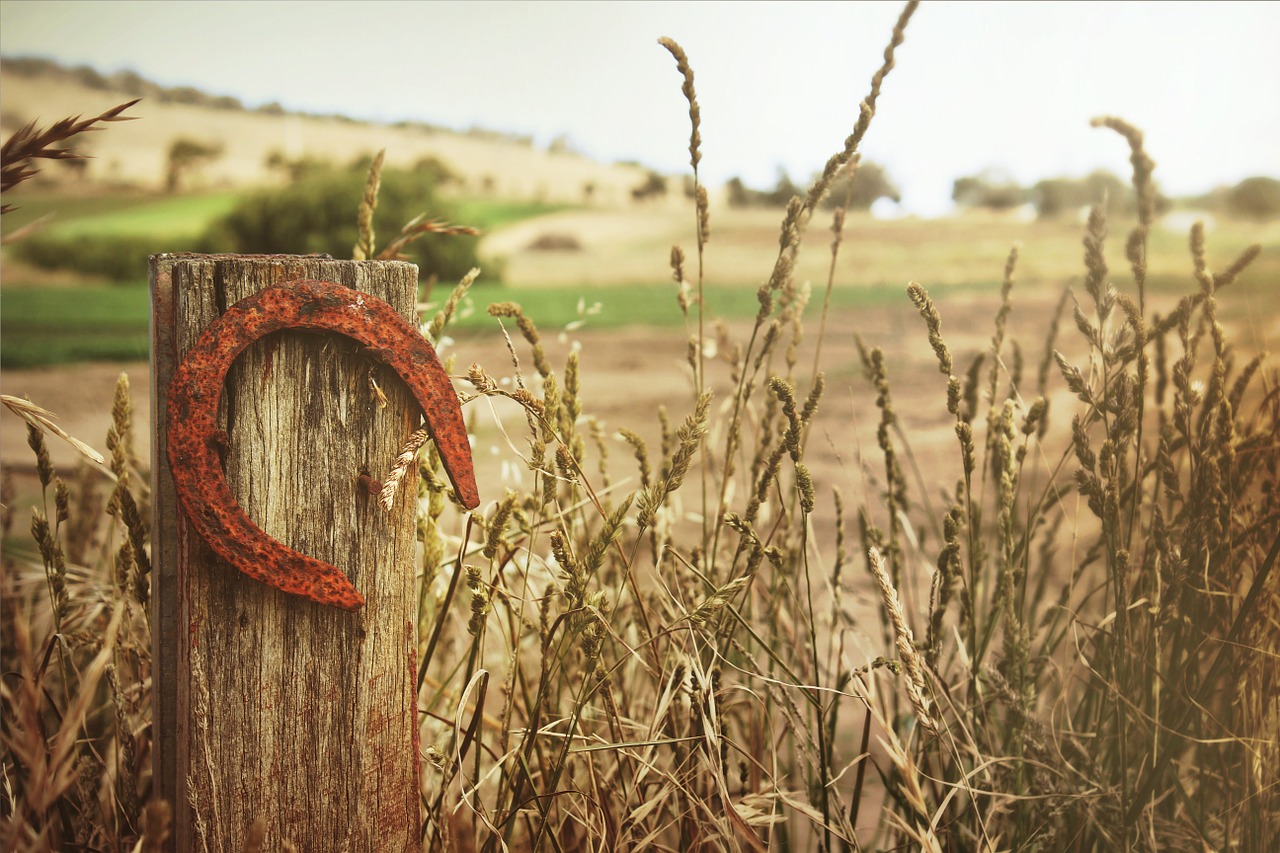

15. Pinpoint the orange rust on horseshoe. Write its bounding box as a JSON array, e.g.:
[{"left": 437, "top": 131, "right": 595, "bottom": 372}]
[{"left": 167, "top": 280, "right": 479, "bottom": 611}]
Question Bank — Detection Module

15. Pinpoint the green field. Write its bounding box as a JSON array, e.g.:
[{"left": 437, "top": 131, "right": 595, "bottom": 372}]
[
  {"left": 3, "top": 191, "right": 568, "bottom": 238},
  {"left": 3, "top": 190, "right": 1275, "bottom": 367},
  {"left": 0, "top": 285, "right": 152, "bottom": 366},
  {"left": 0, "top": 192, "right": 578, "bottom": 366},
  {"left": 4, "top": 190, "right": 241, "bottom": 239},
  {"left": 2, "top": 277, "right": 998, "bottom": 368}
]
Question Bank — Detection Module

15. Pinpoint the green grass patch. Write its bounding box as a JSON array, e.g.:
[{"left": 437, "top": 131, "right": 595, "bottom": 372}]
[
  {"left": 439, "top": 279, "right": 1001, "bottom": 334},
  {"left": 4, "top": 190, "right": 241, "bottom": 239},
  {"left": 21, "top": 256, "right": 1278, "bottom": 369},
  {"left": 2, "top": 277, "right": 999, "bottom": 367},
  {"left": 1, "top": 284, "right": 151, "bottom": 367},
  {"left": 452, "top": 198, "right": 573, "bottom": 231}
]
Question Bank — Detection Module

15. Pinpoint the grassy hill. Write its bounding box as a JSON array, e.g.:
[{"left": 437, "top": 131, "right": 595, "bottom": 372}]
[{"left": 0, "top": 60, "right": 656, "bottom": 206}]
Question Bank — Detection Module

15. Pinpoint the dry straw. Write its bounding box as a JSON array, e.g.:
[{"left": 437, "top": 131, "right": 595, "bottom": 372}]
[{"left": 10, "top": 3, "right": 1278, "bottom": 849}]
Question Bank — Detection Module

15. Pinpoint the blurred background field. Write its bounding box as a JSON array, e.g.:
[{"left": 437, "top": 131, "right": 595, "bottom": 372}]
[{"left": 1, "top": 53, "right": 1277, "bottom": 463}]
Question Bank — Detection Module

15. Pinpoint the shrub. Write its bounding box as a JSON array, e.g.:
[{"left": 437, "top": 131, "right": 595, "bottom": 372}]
[
  {"left": 1224, "top": 176, "right": 1280, "bottom": 221},
  {"left": 7, "top": 232, "right": 186, "bottom": 282},
  {"left": 953, "top": 169, "right": 1027, "bottom": 210},
  {"left": 203, "top": 163, "right": 484, "bottom": 283},
  {"left": 819, "top": 158, "right": 900, "bottom": 210},
  {"left": 165, "top": 136, "right": 223, "bottom": 192}
]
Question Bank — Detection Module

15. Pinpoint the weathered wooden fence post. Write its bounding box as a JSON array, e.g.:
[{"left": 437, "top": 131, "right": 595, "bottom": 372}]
[{"left": 150, "top": 254, "right": 432, "bottom": 851}]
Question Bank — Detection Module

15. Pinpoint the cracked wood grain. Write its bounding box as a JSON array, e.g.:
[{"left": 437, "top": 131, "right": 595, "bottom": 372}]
[{"left": 151, "top": 255, "right": 446, "bottom": 852}]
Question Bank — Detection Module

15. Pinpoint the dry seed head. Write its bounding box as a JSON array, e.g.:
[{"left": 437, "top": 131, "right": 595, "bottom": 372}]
[
  {"left": 1021, "top": 396, "right": 1047, "bottom": 437},
  {"left": 805, "top": 1, "right": 917, "bottom": 213},
  {"left": 688, "top": 576, "right": 749, "bottom": 626},
  {"left": 907, "top": 282, "right": 952, "bottom": 375},
  {"left": 26, "top": 421, "right": 53, "bottom": 488},
  {"left": 583, "top": 496, "right": 632, "bottom": 578},
  {"left": 1190, "top": 221, "right": 1212, "bottom": 294},
  {"left": 955, "top": 421, "right": 976, "bottom": 476},
  {"left": 1214, "top": 243, "right": 1261, "bottom": 291},
  {"left": 946, "top": 375, "right": 962, "bottom": 416},
  {"left": 511, "top": 388, "right": 544, "bottom": 417},
  {"left": 110, "top": 372, "right": 133, "bottom": 462},
  {"left": 769, "top": 376, "right": 803, "bottom": 463},
  {"left": 1091, "top": 116, "right": 1157, "bottom": 229},
  {"left": 483, "top": 491, "right": 518, "bottom": 559},
  {"left": 353, "top": 148, "right": 385, "bottom": 260},
  {"left": 427, "top": 267, "right": 480, "bottom": 343},
  {"left": 795, "top": 463, "right": 815, "bottom": 515},
  {"left": 867, "top": 546, "right": 936, "bottom": 735},
  {"left": 658, "top": 37, "right": 702, "bottom": 172},
  {"left": 961, "top": 353, "right": 984, "bottom": 423},
  {"left": 696, "top": 184, "right": 710, "bottom": 243},
  {"left": 801, "top": 372, "right": 825, "bottom": 424},
  {"left": 1054, "top": 351, "right": 1093, "bottom": 404},
  {"left": 466, "top": 565, "right": 490, "bottom": 635},
  {"left": 564, "top": 349, "right": 582, "bottom": 426},
  {"left": 667, "top": 392, "right": 712, "bottom": 492},
  {"left": 554, "top": 444, "right": 576, "bottom": 482},
  {"left": 618, "top": 428, "right": 652, "bottom": 488},
  {"left": 1083, "top": 205, "right": 1109, "bottom": 305},
  {"left": 55, "top": 477, "right": 70, "bottom": 523},
  {"left": 755, "top": 284, "right": 774, "bottom": 321},
  {"left": 380, "top": 427, "right": 431, "bottom": 510}
]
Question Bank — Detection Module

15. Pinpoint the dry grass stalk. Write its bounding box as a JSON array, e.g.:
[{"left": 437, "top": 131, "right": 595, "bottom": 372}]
[
  {"left": 0, "top": 98, "right": 139, "bottom": 211},
  {"left": 376, "top": 215, "right": 481, "bottom": 261},
  {"left": 2, "top": 395, "right": 107, "bottom": 468},
  {"left": 867, "top": 547, "right": 936, "bottom": 735},
  {"left": 352, "top": 148, "right": 385, "bottom": 260}
]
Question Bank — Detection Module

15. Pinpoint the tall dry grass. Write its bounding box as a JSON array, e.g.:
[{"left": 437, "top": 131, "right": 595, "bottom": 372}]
[{"left": 3, "top": 1, "right": 1277, "bottom": 849}]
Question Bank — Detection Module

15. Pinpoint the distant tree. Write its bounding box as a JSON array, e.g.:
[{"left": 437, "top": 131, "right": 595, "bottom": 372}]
[
  {"left": 264, "top": 150, "right": 332, "bottom": 183},
  {"left": 1032, "top": 169, "right": 1172, "bottom": 219},
  {"left": 1224, "top": 177, "right": 1280, "bottom": 221},
  {"left": 723, "top": 171, "right": 806, "bottom": 208},
  {"left": 762, "top": 167, "right": 801, "bottom": 207},
  {"left": 952, "top": 170, "right": 1027, "bottom": 211},
  {"left": 61, "top": 157, "right": 90, "bottom": 181},
  {"left": 547, "top": 133, "right": 580, "bottom": 156},
  {"left": 413, "top": 155, "right": 458, "bottom": 187},
  {"left": 162, "top": 86, "right": 207, "bottom": 106},
  {"left": 725, "top": 176, "right": 756, "bottom": 208},
  {"left": 820, "top": 160, "right": 900, "bottom": 210},
  {"left": 166, "top": 137, "right": 223, "bottom": 192},
  {"left": 631, "top": 170, "right": 668, "bottom": 202},
  {"left": 108, "top": 69, "right": 153, "bottom": 97},
  {"left": 70, "top": 64, "right": 108, "bottom": 90}
]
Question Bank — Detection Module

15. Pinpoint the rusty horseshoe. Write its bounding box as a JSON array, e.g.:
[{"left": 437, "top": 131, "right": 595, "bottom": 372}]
[{"left": 167, "top": 280, "right": 480, "bottom": 611}]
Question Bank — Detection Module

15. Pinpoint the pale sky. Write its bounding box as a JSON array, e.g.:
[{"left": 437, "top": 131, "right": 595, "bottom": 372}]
[{"left": 2, "top": 0, "right": 1277, "bottom": 216}]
